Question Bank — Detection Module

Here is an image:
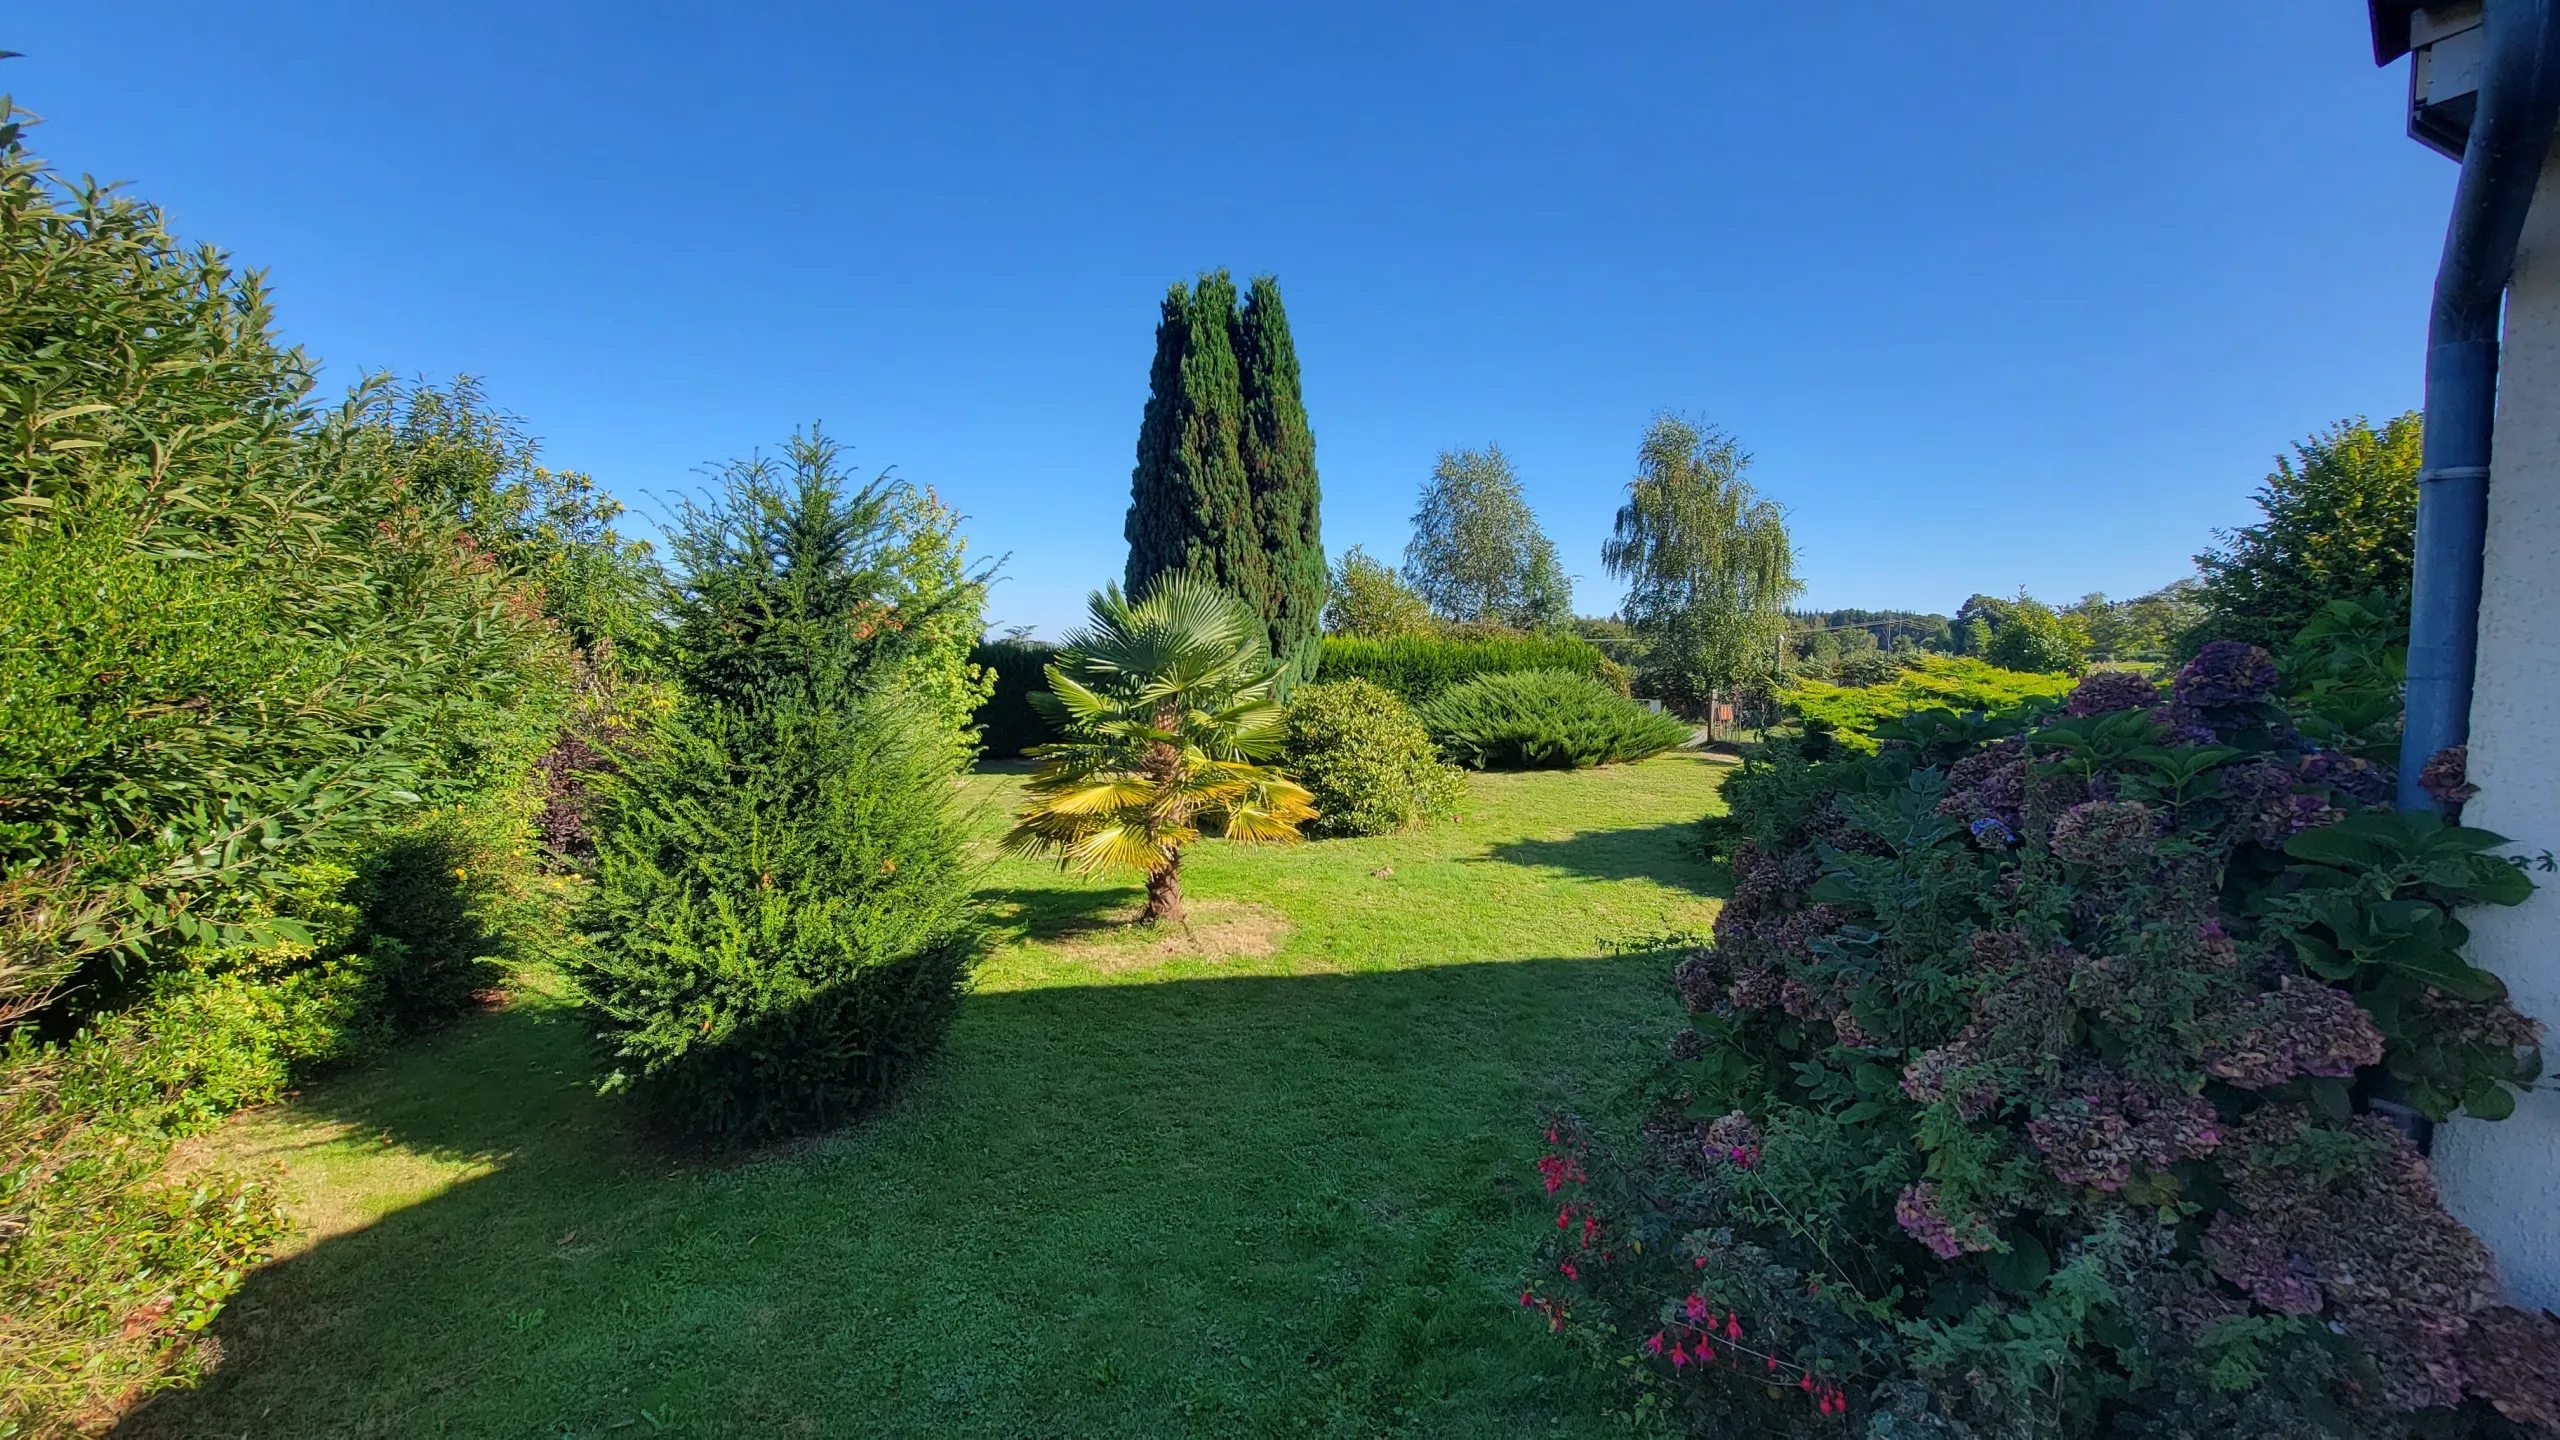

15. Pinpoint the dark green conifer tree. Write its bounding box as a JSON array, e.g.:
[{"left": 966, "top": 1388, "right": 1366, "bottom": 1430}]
[
  {"left": 1237, "top": 275, "right": 1325, "bottom": 679},
  {"left": 1123, "top": 273, "right": 1260, "bottom": 615}
]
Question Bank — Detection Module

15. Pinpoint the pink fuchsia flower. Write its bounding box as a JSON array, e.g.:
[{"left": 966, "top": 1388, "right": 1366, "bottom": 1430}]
[
  {"left": 1684, "top": 1294, "right": 1709, "bottom": 1322},
  {"left": 1645, "top": 1331, "right": 1665, "bottom": 1356},
  {"left": 1670, "top": 1342, "right": 1689, "bottom": 1370},
  {"left": 1724, "top": 1313, "right": 1742, "bottom": 1341},
  {"left": 1559, "top": 1260, "right": 1578, "bottom": 1282}
]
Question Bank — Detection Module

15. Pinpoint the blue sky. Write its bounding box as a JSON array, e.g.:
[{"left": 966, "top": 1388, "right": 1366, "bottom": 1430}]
[{"left": 9, "top": 3, "right": 2452, "bottom": 636}]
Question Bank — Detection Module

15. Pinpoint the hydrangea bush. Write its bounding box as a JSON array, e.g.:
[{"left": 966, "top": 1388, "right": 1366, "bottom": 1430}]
[{"left": 1527, "top": 638, "right": 2559, "bottom": 1438}]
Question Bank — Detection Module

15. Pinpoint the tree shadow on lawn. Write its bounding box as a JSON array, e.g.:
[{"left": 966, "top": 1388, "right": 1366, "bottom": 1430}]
[
  {"left": 118, "top": 953, "right": 1674, "bottom": 1440},
  {"left": 979, "top": 881, "right": 1139, "bottom": 944},
  {"left": 1481, "top": 820, "right": 1732, "bottom": 898}
]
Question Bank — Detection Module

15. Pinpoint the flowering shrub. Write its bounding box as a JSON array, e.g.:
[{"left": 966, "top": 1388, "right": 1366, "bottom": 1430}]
[{"left": 1529, "top": 644, "right": 2558, "bottom": 1438}]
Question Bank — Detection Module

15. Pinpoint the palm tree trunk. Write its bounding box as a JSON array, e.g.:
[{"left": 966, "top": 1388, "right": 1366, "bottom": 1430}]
[{"left": 1139, "top": 849, "right": 1184, "bottom": 925}]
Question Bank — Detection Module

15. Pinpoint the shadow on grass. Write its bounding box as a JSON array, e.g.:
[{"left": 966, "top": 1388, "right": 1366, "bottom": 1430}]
[
  {"left": 116, "top": 952, "right": 1676, "bottom": 1440},
  {"left": 979, "top": 882, "right": 1139, "bottom": 943},
  {"left": 1481, "top": 820, "right": 1732, "bottom": 898}
]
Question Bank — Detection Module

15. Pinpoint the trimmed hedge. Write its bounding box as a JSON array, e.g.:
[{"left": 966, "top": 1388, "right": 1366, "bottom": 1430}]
[
  {"left": 971, "top": 639, "right": 1061, "bottom": 757},
  {"left": 1420, "top": 670, "right": 1692, "bottom": 770},
  {"left": 1317, "top": 632, "right": 1619, "bottom": 704},
  {"left": 1282, "top": 678, "right": 1464, "bottom": 837}
]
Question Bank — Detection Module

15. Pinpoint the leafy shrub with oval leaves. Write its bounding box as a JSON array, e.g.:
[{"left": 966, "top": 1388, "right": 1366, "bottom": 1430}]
[
  {"left": 1525, "top": 632, "right": 2560, "bottom": 1439},
  {"left": 1420, "top": 670, "right": 1692, "bottom": 770},
  {"left": 1281, "top": 678, "right": 1464, "bottom": 838}
]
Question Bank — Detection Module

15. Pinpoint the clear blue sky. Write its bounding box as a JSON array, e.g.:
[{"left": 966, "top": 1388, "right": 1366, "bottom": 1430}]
[{"left": 8, "top": 2, "right": 2452, "bottom": 637}]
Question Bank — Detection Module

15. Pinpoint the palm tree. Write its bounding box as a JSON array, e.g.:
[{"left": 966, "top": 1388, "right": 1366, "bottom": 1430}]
[{"left": 1005, "top": 574, "right": 1314, "bottom": 925}]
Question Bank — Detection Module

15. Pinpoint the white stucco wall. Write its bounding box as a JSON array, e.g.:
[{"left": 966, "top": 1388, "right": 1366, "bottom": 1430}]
[{"left": 2431, "top": 135, "right": 2560, "bottom": 1314}]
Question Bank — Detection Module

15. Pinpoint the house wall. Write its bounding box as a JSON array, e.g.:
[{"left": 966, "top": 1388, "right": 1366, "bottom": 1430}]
[{"left": 2432, "top": 135, "right": 2560, "bottom": 1313}]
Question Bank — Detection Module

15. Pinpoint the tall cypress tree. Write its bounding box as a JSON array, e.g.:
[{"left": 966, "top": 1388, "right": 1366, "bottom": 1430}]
[
  {"left": 1236, "top": 275, "right": 1324, "bottom": 679},
  {"left": 1123, "top": 272, "right": 1260, "bottom": 615}
]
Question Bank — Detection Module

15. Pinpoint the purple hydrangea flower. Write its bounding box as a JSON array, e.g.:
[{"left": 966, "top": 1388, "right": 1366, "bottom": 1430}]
[
  {"left": 2063, "top": 669, "right": 2162, "bottom": 717},
  {"left": 2174, "top": 641, "right": 2280, "bottom": 709}
]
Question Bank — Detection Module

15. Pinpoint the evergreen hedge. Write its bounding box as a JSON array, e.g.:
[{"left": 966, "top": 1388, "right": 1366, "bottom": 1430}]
[
  {"left": 1317, "top": 632, "right": 1618, "bottom": 704},
  {"left": 971, "top": 639, "right": 1062, "bottom": 757},
  {"left": 1420, "top": 670, "right": 1692, "bottom": 770}
]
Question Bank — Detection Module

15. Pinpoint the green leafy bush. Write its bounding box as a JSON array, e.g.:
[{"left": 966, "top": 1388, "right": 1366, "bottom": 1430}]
[
  {"left": 1528, "top": 640, "right": 2559, "bottom": 1437},
  {"left": 1781, "top": 655, "right": 2076, "bottom": 751},
  {"left": 970, "top": 639, "right": 1062, "bottom": 757},
  {"left": 1420, "top": 670, "right": 1691, "bottom": 770},
  {"left": 1281, "top": 678, "right": 1464, "bottom": 837},
  {"left": 1317, "top": 631, "right": 1617, "bottom": 704},
  {"left": 0, "top": 1036, "right": 289, "bottom": 1436},
  {"left": 0, "top": 100, "right": 630, "bottom": 1429},
  {"left": 575, "top": 698, "right": 980, "bottom": 1143},
  {"left": 573, "top": 436, "right": 986, "bottom": 1143}
]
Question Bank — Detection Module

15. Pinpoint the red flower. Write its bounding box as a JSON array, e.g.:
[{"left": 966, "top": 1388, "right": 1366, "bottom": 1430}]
[
  {"left": 1559, "top": 1260, "right": 1579, "bottom": 1282},
  {"left": 1670, "top": 1342, "right": 1689, "bottom": 1370},
  {"left": 1519, "top": 1290, "right": 1534, "bottom": 1307},
  {"left": 1644, "top": 1330, "right": 1666, "bottom": 1356},
  {"left": 1724, "top": 1313, "right": 1742, "bottom": 1341},
  {"left": 1684, "top": 1294, "right": 1709, "bottom": 1322},
  {"left": 1696, "top": 1341, "right": 1715, "bottom": 1362},
  {"left": 1800, "top": 1375, "right": 1815, "bottom": 1393}
]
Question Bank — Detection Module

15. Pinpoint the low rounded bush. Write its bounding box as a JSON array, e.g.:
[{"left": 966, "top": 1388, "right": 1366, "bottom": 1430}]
[
  {"left": 1420, "top": 670, "right": 1692, "bottom": 770},
  {"left": 1527, "top": 643, "right": 2559, "bottom": 1438},
  {"left": 1281, "top": 678, "right": 1464, "bottom": 838}
]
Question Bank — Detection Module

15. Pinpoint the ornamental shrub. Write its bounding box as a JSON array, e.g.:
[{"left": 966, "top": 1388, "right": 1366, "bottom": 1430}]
[
  {"left": 1281, "top": 678, "right": 1464, "bottom": 837},
  {"left": 1780, "top": 655, "right": 2077, "bottom": 751},
  {"left": 574, "top": 440, "right": 986, "bottom": 1144},
  {"left": 969, "top": 638, "right": 1062, "bottom": 757},
  {"left": 1317, "top": 631, "right": 1617, "bottom": 703},
  {"left": 1420, "top": 670, "right": 1692, "bottom": 770},
  {"left": 1529, "top": 642, "right": 2559, "bottom": 1438}
]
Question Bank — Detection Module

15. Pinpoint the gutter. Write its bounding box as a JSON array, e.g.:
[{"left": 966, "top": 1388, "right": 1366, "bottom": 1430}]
[{"left": 2398, "top": 0, "right": 2560, "bottom": 813}]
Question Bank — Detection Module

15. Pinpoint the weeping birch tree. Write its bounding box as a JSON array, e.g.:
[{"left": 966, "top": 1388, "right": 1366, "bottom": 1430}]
[{"left": 1602, "top": 415, "right": 1799, "bottom": 736}]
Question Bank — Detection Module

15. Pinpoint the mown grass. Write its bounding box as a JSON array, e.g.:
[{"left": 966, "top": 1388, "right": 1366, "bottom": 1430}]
[{"left": 120, "top": 753, "right": 1729, "bottom": 1439}]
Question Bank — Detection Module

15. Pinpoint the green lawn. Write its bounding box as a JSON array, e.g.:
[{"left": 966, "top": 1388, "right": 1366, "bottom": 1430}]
[{"left": 121, "top": 753, "right": 1729, "bottom": 1439}]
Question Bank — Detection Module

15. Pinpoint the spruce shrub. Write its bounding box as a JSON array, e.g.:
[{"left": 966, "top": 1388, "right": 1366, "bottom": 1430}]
[
  {"left": 573, "top": 433, "right": 986, "bottom": 1144},
  {"left": 1281, "top": 678, "right": 1464, "bottom": 837},
  {"left": 1318, "top": 631, "right": 1616, "bottom": 703},
  {"left": 1420, "top": 670, "right": 1692, "bottom": 770},
  {"left": 576, "top": 697, "right": 979, "bottom": 1143}
]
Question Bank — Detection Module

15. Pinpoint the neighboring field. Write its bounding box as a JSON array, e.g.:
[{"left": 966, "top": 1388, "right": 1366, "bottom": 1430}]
[{"left": 120, "top": 754, "right": 1730, "bottom": 1439}]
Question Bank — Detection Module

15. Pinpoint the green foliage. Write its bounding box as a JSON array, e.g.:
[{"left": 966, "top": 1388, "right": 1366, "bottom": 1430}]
[
  {"left": 2193, "top": 414, "right": 2420, "bottom": 654},
  {"left": 1280, "top": 679, "right": 1464, "bottom": 838},
  {"left": 664, "top": 429, "right": 991, "bottom": 740},
  {"left": 2068, "top": 584, "right": 2204, "bottom": 663},
  {"left": 1236, "top": 276, "right": 1326, "bottom": 680},
  {"left": 1780, "top": 656, "right": 2075, "bottom": 751},
  {"left": 574, "top": 695, "right": 980, "bottom": 1144},
  {"left": 1006, "top": 576, "right": 1313, "bottom": 923},
  {"left": 0, "top": 1030, "right": 290, "bottom": 1435},
  {"left": 1316, "top": 631, "right": 1617, "bottom": 704},
  {"left": 1981, "top": 595, "right": 2090, "bottom": 674},
  {"left": 0, "top": 98, "right": 618, "bottom": 1430},
  {"left": 1420, "top": 671, "right": 1691, "bottom": 770},
  {"left": 1402, "top": 444, "right": 1571, "bottom": 628},
  {"left": 969, "top": 638, "right": 1064, "bottom": 757},
  {"left": 578, "top": 441, "right": 986, "bottom": 1143},
  {"left": 1323, "top": 544, "right": 1433, "bottom": 638},
  {"left": 1602, "top": 415, "right": 1800, "bottom": 705},
  {"left": 1125, "top": 273, "right": 1262, "bottom": 608},
  {"left": 1535, "top": 636, "right": 2552, "bottom": 1438}
]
